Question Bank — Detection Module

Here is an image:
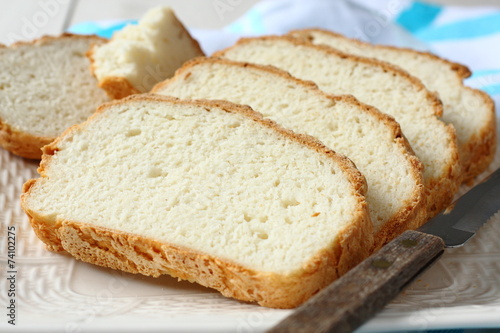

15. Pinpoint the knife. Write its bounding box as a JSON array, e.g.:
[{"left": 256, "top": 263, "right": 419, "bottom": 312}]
[{"left": 268, "top": 168, "right": 500, "bottom": 333}]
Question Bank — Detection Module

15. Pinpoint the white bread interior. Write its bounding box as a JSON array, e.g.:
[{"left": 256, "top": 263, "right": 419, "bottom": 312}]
[
  {"left": 21, "top": 94, "right": 372, "bottom": 308},
  {"left": 153, "top": 57, "right": 425, "bottom": 247},
  {"left": 0, "top": 34, "right": 109, "bottom": 159}
]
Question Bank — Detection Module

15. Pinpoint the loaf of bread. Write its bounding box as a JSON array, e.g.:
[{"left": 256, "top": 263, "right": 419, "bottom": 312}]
[
  {"left": 290, "top": 29, "right": 496, "bottom": 182},
  {"left": 88, "top": 6, "right": 204, "bottom": 99},
  {"left": 215, "top": 36, "right": 461, "bottom": 220},
  {"left": 153, "top": 57, "right": 425, "bottom": 248},
  {"left": 21, "top": 94, "right": 373, "bottom": 308},
  {"left": 0, "top": 34, "right": 109, "bottom": 159}
]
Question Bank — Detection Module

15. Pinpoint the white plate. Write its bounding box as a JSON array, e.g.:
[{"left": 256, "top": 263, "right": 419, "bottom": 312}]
[{"left": 1, "top": 119, "right": 499, "bottom": 333}]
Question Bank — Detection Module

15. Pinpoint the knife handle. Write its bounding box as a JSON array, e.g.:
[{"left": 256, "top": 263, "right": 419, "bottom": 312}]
[{"left": 268, "top": 230, "right": 444, "bottom": 333}]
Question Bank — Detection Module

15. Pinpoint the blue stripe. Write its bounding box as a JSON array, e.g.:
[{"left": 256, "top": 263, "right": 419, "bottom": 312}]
[
  {"left": 415, "top": 13, "right": 500, "bottom": 41},
  {"left": 226, "top": 19, "right": 245, "bottom": 33},
  {"left": 396, "top": 1, "right": 442, "bottom": 33},
  {"left": 480, "top": 83, "right": 500, "bottom": 96},
  {"left": 67, "top": 22, "right": 102, "bottom": 35},
  {"left": 470, "top": 69, "right": 500, "bottom": 79},
  {"left": 97, "top": 21, "right": 137, "bottom": 38},
  {"left": 247, "top": 9, "right": 266, "bottom": 34},
  {"left": 68, "top": 20, "right": 137, "bottom": 38}
]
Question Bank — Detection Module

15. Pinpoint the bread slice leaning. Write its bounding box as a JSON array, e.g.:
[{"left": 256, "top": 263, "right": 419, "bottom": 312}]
[
  {"left": 153, "top": 57, "right": 425, "bottom": 248},
  {"left": 88, "top": 6, "right": 204, "bottom": 99},
  {"left": 0, "top": 33, "right": 109, "bottom": 159},
  {"left": 215, "top": 36, "right": 461, "bottom": 221},
  {"left": 290, "top": 29, "right": 496, "bottom": 182},
  {"left": 21, "top": 94, "right": 372, "bottom": 309}
]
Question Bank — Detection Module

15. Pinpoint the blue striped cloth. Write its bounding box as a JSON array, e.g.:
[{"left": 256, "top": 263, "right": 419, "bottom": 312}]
[{"left": 395, "top": 1, "right": 500, "bottom": 101}]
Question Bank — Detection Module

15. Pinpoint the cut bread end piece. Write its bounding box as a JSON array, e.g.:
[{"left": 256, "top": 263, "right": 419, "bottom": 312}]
[
  {"left": 153, "top": 56, "right": 425, "bottom": 249},
  {"left": 0, "top": 33, "right": 109, "bottom": 159},
  {"left": 0, "top": 121, "right": 53, "bottom": 160},
  {"left": 88, "top": 6, "right": 205, "bottom": 99},
  {"left": 290, "top": 28, "right": 496, "bottom": 183},
  {"left": 215, "top": 35, "right": 462, "bottom": 221},
  {"left": 21, "top": 94, "right": 373, "bottom": 308}
]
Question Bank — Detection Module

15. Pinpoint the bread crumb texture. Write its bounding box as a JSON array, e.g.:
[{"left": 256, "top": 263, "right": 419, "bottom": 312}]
[
  {"left": 0, "top": 35, "right": 108, "bottom": 138},
  {"left": 154, "top": 57, "right": 425, "bottom": 247}
]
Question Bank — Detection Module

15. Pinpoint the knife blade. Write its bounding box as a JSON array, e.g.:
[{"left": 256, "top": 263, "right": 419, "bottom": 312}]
[{"left": 268, "top": 168, "right": 500, "bottom": 333}]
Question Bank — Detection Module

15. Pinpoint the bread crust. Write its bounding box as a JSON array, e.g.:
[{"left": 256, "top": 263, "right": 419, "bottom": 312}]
[
  {"left": 214, "top": 35, "right": 462, "bottom": 222},
  {"left": 289, "top": 28, "right": 472, "bottom": 79},
  {"left": 0, "top": 32, "right": 107, "bottom": 49},
  {"left": 0, "top": 33, "right": 107, "bottom": 159},
  {"left": 290, "top": 28, "right": 497, "bottom": 183},
  {"left": 0, "top": 118, "right": 51, "bottom": 159},
  {"left": 459, "top": 88, "right": 497, "bottom": 183},
  {"left": 213, "top": 35, "right": 446, "bottom": 117},
  {"left": 86, "top": 13, "right": 205, "bottom": 100},
  {"left": 85, "top": 41, "right": 142, "bottom": 100},
  {"left": 154, "top": 56, "right": 427, "bottom": 248},
  {"left": 21, "top": 94, "right": 373, "bottom": 308},
  {"left": 98, "top": 75, "right": 141, "bottom": 100}
]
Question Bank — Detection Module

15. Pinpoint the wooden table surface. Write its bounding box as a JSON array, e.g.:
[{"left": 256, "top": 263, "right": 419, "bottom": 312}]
[{"left": 2, "top": 0, "right": 500, "bottom": 45}]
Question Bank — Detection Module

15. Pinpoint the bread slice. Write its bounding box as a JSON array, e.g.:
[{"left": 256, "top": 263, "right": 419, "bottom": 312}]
[
  {"left": 215, "top": 36, "right": 461, "bottom": 220},
  {"left": 153, "top": 57, "right": 425, "bottom": 248},
  {"left": 290, "top": 29, "right": 496, "bottom": 182},
  {"left": 88, "top": 6, "right": 204, "bottom": 99},
  {"left": 0, "top": 33, "right": 109, "bottom": 159},
  {"left": 21, "top": 94, "right": 372, "bottom": 309}
]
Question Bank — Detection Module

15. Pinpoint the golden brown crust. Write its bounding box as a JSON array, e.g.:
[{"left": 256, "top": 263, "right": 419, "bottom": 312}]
[
  {"left": 0, "top": 118, "right": 52, "bottom": 159},
  {"left": 290, "top": 28, "right": 472, "bottom": 79},
  {"left": 85, "top": 40, "right": 141, "bottom": 100},
  {"left": 154, "top": 56, "right": 427, "bottom": 248},
  {"left": 21, "top": 211, "right": 371, "bottom": 308},
  {"left": 460, "top": 88, "right": 497, "bottom": 183},
  {"left": 0, "top": 32, "right": 107, "bottom": 49},
  {"left": 0, "top": 33, "right": 106, "bottom": 160},
  {"left": 86, "top": 13, "right": 205, "bottom": 100},
  {"left": 423, "top": 123, "right": 462, "bottom": 217},
  {"left": 85, "top": 45, "right": 136, "bottom": 100},
  {"left": 21, "top": 94, "right": 373, "bottom": 308},
  {"left": 213, "top": 35, "right": 445, "bottom": 117},
  {"left": 99, "top": 76, "right": 141, "bottom": 99},
  {"left": 291, "top": 28, "right": 496, "bottom": 182},
  {"left": 153, "top": 56, "right": 321, "bottom": 93}
]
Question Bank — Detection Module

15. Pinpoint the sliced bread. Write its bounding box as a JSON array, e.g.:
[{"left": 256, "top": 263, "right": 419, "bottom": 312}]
[
  {"left": 215, "top": 36, "right": 461, "bottom": 220},
  {"left": 153, "top": 57, "right": 425, "bottom": 247},
  {"left": 88, "top": 6, "right": 204, "bottom": 99},
  {"left": 290, "top": 29, "right": 496, "bottom": 182},
  {"left": 0, "top": 33, "right": 109, "bottom": 159},
  {"left": 21, "top": 94, "right": 372, "bottom": 309}
]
